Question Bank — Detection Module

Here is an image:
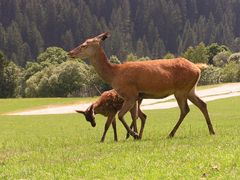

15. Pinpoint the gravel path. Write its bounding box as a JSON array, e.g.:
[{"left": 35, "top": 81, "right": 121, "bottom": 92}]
[{"left": 6, "top": 83, "right": 240, "bottom": 115}]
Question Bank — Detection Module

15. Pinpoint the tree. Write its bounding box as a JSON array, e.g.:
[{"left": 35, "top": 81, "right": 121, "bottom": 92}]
[
  {"left": 23, "top": 47, "right": 71, "bottom": 97},
  {"left": 26, "top": 22, "right": 44, "bottom": 58},
  {"left": 5, "top": 21, "right": 24, "bottom": 65},
  {"left": 232, "top": 37, "right": 240, "bottom": 52},
  {"left": 37, "top": 47, "right": 68, "bottom": 65},
  {"left": 0, "top": 23, "right": 7, "bottom": 51},
  {"left": 0, "top": 52, "right": 21, "bottom": 97},
  {"left": 177, "top": 21, "right": 195, "bottom": 54},
  {"left": 136, "top": 39, "right": 145, "bottom": 58},
  {"left": 51, "top": 60, "right": 89, "bottom": 97},
  {"left": 61, "top": 30, "right": 75, "bottom": 51},
  {"left": 206, "top": 43, "right": 231, "bottom": 64},
  {"left": 182, "top": 42, "right": 208, "bottom": 63},
  {"left": 25, "top": 60, "right": 89, "bottom": 97}
]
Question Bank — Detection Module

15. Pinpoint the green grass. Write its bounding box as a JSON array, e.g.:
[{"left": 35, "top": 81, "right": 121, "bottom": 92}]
[
  {"left": 0, "top": 96, "right": 240, "bottom": 179},
  {"left": 0, "top": 97, "right": 97, "bottom": 114},
  {"left": 0, "top": 83, "right": 234, "bottom": 115},
  {"left": 0, "top": 83, "right": 226, "bottom": 114}
]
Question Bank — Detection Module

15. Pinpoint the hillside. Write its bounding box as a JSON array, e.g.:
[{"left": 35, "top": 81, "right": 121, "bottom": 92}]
[{"left": 0, "top": 0, "right": 240, "bottom": 66}]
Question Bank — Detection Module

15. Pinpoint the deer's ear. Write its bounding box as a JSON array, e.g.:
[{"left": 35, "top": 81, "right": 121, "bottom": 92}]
[
  {"left": 97, "top": 32, "right": 111, "bottom": 41},
  {"left": 76, "top": 110, "right": 86, "bottom": 114}
]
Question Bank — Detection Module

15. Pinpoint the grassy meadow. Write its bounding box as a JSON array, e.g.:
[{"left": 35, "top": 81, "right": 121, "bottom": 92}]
[
  {"left": 0, "top": 96, "right": 240, "bottom": 179},
  {"left": 0, "top": 97, "right": 97, "bottom": 114}
]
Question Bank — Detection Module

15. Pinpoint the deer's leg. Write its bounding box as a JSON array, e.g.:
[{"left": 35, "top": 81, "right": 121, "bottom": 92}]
[
  {"left": 168, "top": 94, "right": 190, "bottom": 138},
  {"left": 118, "top": 98, "right": 139, "bottom": 139},
  {"left": 137, "top": 99, "right": 147, "bottom": 139},
  {"left": 126, "top": 102, "right": 138, "bottom": 139},
  {"left": 111, "top": 117, "right": 118, "bottom": 142},
  {"left": 188, "top": 90, "right": 215, "bottom": 135},
  {"left": 138, "top": 108, "right": 147, "bottom": 139},
  {"left": 101, "top": 114, "right": 115, "bottom": 142},
  {"left": 126, "top": 99, "right": 147, "bottom": 140},
  {"left": 126, "top": 120, "right": 134, "bottom": 139},
  {"left": 131, "top": 101, "right": 138, "bottom": 133}
]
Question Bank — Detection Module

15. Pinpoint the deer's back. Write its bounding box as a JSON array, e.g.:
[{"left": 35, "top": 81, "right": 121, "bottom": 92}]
[
  {"left": 113, "top": 58, "right": 200, "bottom": 98},
  {"left": 94, "top": 90, "right": 124, "bottom": 116}
]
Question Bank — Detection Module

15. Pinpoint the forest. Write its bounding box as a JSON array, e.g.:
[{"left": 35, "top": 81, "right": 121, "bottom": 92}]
[
  {"left": 0, "top": 0, "right": 240, "bottom": 98},
  {"left": 1, "top": 0, "right": 240, "bottom": 65}
]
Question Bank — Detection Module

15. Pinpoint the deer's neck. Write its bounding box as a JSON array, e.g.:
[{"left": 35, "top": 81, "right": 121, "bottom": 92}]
[{"left": 90, "top": 47, "right": 115, "bottom": 84}]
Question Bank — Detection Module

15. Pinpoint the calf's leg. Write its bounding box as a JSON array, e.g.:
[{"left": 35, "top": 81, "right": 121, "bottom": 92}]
[
  {"left": 111, "top": 117, "right": 118, "bottom": 141},
  {"left": 101, "top": 113, "right": 115, "bottom": 142}
]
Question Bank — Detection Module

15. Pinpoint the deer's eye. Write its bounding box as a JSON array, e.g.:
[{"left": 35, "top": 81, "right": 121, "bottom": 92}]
[{"left": 81, "top": 45, "right": 87, "bottom": 49}]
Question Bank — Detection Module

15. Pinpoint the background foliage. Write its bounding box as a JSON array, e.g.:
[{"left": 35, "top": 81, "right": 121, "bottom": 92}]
[
  {"left": 1, "top": 1, "right": 240, "bottom": 97},
  {"left": 1, "top": 0, "right": 240, "bottom": 65}
]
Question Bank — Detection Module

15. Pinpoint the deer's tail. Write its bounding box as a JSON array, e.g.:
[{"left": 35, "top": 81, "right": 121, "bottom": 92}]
[{"left": 195, "top": 63, "right": 208, "bottom": 70}]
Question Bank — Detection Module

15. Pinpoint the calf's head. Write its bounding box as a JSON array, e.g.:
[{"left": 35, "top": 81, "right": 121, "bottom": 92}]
[{"left": 76, "top": 105, "right": 96, "bottom": 127}]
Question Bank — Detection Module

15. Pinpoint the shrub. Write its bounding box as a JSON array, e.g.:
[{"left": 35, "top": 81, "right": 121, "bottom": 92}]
[
  {"left": 221, "top": 62, "right": 240, "bottom": 82},
  {"left": 228, "top": 52, "right": 240, "bottom": 63},
  {"left": 182, "top": 42, "right": 209, "bottom": 63},
  {"left": 126, "top": 53, "right": 150, "bottom": 61},
  {"left": 163, "top": 53, "right": 175, "bottom": 59},
  {"left": 199, "top": 65, "right": 222, "bottom": 85},
  {"left": 206, "top": 43, "right": 231, "bottom": 64},
  {"left": 109, "top": 55, "right": 121, "bottom": 64},
  {"left": 212, "top": 51, "right": 231, "bottom": 67}
]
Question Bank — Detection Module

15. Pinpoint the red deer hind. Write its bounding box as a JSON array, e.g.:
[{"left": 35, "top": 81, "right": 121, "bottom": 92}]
[{"left": 68, "top": 32, "right": 215, "bottom": 139}]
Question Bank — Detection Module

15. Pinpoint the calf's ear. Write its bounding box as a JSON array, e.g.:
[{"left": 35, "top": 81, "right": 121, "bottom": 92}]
[
  {"left": 76, "top": 110, "right": 86, "bottom": 114},
  {"left": 89, "top": 105, "right": 95, "bottom": 116}
]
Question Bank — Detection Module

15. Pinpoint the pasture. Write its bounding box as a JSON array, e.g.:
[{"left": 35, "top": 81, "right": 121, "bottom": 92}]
[{"left": 0, "top": 96, "right": 240, "bottom": 179}]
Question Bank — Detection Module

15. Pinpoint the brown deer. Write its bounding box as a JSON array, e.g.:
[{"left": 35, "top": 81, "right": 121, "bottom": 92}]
[
  {"left": 76, "top": 89, "right": 147, "bottom": 142},
  {"left": 68, "top": 32, "right": 215, "bottom": 139}
]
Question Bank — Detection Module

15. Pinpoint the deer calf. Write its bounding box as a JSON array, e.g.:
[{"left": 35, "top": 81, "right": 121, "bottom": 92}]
[{"left": 76, "top": 89, "right": 147, "bottom": 142}]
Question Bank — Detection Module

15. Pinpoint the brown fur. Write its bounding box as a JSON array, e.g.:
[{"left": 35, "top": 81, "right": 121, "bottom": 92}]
[
  {"left": 69, "top": 32, "right": 215, "bottom": 138},
  {"left": 76, "top": 89, "right": 147, "bottom": 142}
]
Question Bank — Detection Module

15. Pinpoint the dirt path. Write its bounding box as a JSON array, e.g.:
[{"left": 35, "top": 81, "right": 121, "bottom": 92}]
[{"left": 6, "top": 83, "right": 240, "bottom": 115}]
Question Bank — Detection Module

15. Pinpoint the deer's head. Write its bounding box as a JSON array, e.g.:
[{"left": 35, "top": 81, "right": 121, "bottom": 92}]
[
  {"left": 68, "top": 32, "right": 110, "bottom": 59},
  {"left": 76, "top": 104, "right": 96, "bottom": 127}
]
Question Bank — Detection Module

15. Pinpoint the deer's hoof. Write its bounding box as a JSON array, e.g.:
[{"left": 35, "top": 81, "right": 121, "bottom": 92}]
[
  {"left": 210, "top": 130, "right": 216, "bottom": 135},
  {"left": 133, "top": 132, "right": 140, "bottom": 140},
  {"left": 167, "top": 134, "right": 174, "bottom": 139},
  {"left": 126, "top": 133, "right": 130, "bottom": 139}
]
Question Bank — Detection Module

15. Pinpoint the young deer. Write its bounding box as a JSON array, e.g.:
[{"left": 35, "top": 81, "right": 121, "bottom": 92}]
[
  {"left": 68, "top": 32, "right": 215, "bottom": 139},
  {"left": 76, "top": 89, "right": 147, "bottom": 142}
]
